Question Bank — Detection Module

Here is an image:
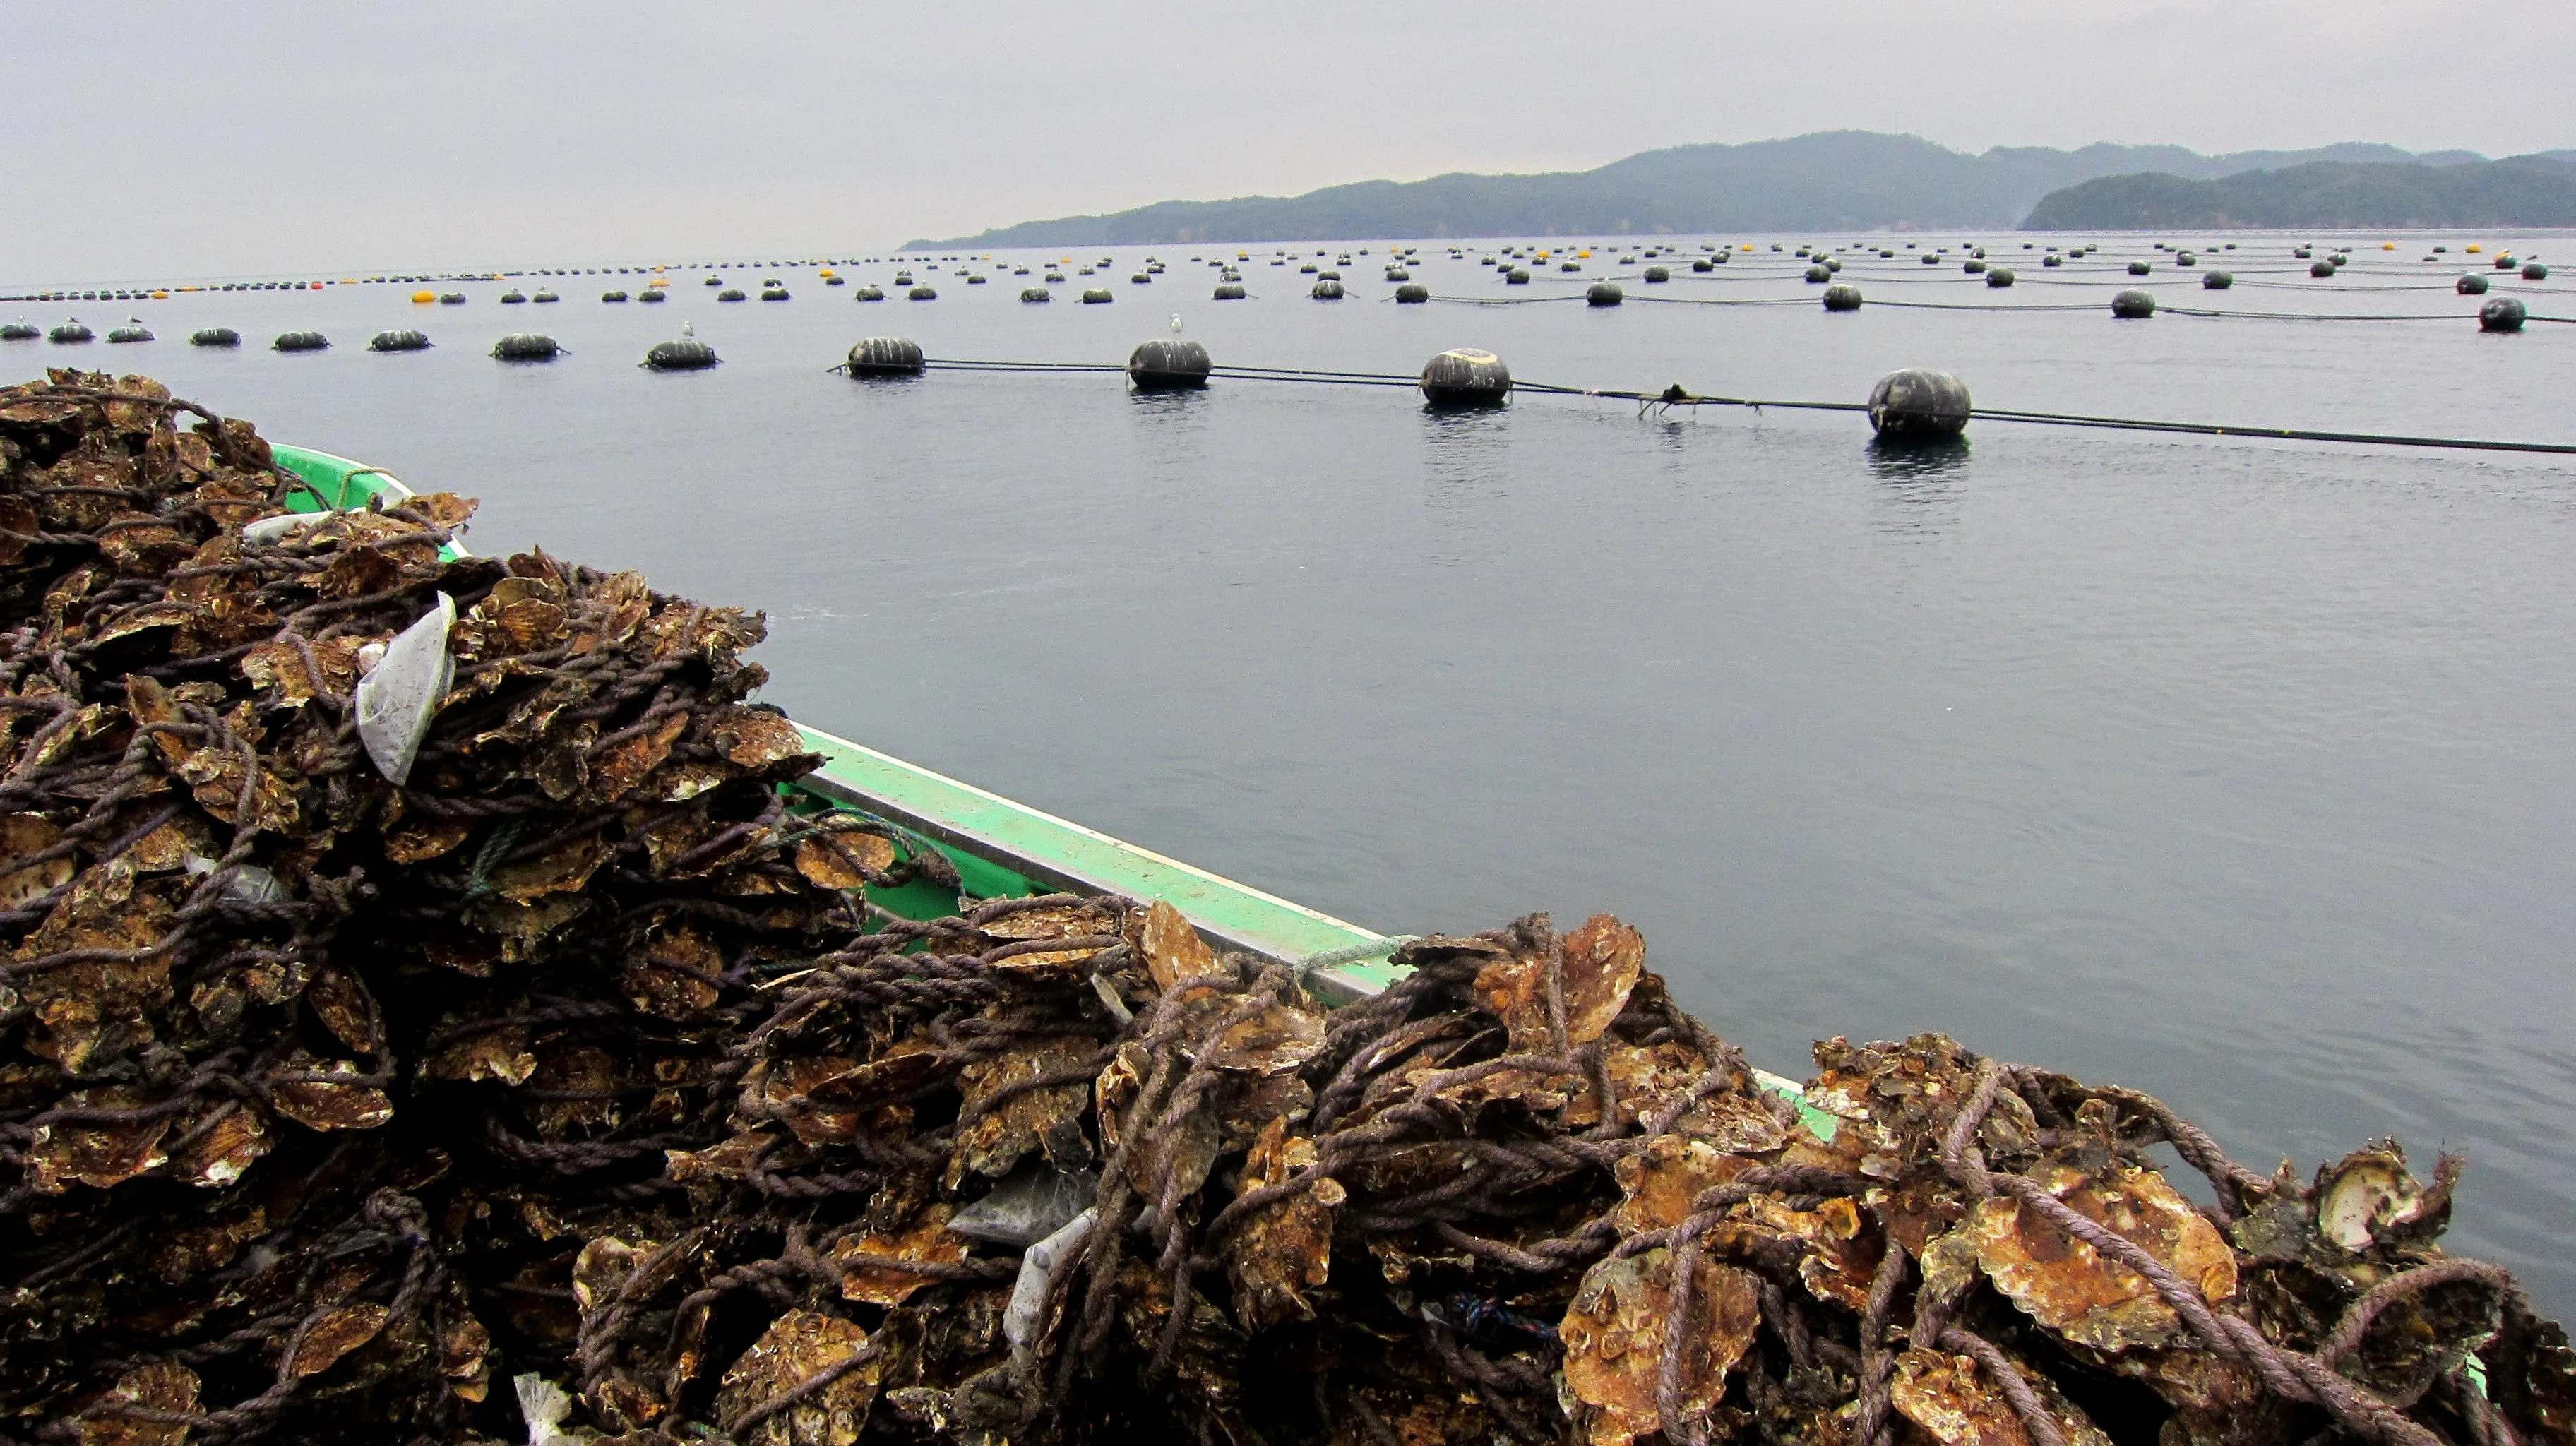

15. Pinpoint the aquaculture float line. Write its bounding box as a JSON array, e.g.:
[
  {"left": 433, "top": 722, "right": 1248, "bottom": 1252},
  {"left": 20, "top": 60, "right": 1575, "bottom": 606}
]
[{"left": 896, "top": 353, "right": 2576, "bottom": 458}]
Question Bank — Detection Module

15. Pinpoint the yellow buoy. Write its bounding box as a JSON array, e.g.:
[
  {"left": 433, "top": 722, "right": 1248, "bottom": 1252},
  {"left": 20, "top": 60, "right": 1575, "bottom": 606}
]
[
  {"left": 1742, "top": 243, "right": 1754, "bottom": 251},
  {"left": 2380, "top": 242, "right": 2395, "bottom": 251},
  {"left": 648, "top": 277, "right": 668, "bottom": 287},
  {"left": 412, "top": 290, "right": 436, "bottom": 303},
  {"left": 819, "top": 269, "right": 837, "bottom": 280},
  {"left": 150, "top": 290, "right": 169, "bottom": 299},
  {"left": 1578, "top": 249, "right": 1592, "bottom": 258},
  {"left": 2467, "top": 244, "right": 2482, "bottom": 253}
]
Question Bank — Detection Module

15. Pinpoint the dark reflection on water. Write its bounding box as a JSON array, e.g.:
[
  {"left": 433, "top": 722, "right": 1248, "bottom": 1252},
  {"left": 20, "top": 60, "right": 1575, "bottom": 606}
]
[
  {"left": 1866, "top": 433, "right": 1971, "bottom": 479},
  {"left": 1866, "top": 434, "right": 1969, "bottom": 536}
]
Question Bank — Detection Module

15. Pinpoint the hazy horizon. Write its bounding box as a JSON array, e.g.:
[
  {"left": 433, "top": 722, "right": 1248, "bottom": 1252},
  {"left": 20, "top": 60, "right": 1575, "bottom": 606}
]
[{"left": 8, "top": 0, "right": 2571, "bottom": 283}]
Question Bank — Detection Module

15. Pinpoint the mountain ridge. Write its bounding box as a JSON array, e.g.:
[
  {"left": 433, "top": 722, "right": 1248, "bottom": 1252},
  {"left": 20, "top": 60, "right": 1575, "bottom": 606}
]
[{"left": 902, "top": 132, "right": 2532, "bottom": 248}]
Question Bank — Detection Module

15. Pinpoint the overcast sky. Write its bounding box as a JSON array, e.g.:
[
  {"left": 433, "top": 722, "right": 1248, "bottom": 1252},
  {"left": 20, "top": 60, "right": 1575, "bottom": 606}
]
[{"left": 8, "top": 0, "right": 2570, "bottom": 283}]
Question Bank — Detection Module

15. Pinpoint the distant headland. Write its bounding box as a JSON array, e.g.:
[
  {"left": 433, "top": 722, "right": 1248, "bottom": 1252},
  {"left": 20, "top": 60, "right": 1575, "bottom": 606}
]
[{"left": 905, "top": 131, "right": 2576, "bottom": 247}]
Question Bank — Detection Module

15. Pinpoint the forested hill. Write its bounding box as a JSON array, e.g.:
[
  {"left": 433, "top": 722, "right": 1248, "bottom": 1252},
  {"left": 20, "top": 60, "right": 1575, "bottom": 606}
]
[
  {"left": 904, "top": 133, "right": 2513, "bottom": 248},
  {"left": 2019, "top": 155, "right": 2576, "bottom": 229}
]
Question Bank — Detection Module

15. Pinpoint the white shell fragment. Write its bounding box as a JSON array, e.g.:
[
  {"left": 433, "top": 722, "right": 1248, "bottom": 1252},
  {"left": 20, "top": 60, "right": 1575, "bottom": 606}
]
[
  {"left": 240, "top": 511, "right": 333, "bottom": 545},
  {"left": 355, "top": 593, "right": 455, "bottom": 786},
  {"left": 1004, "top": 1206, "right": 1097, "bottom": 1358},
  {"left": 950, "top": 1164, "right": 1099, "bottom": 1247},
  {"left": 513, "top": 1374, "right": 576, "bottom": 1446}
]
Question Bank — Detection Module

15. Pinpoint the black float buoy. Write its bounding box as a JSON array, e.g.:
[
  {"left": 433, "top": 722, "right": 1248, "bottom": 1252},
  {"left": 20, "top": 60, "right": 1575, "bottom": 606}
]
[
  {"left": 369, "top": 329, "right": 432, "bottom": 352},
  {"left": 2202, "top": 270, "right": 2234, "bottom": 289},
  {"left": 1127, "top": 337, "right": 1211, "bottom": 390},
  {"left": 501, "top": 290, "right": 527, "bottom": 304},
  {"left": 2457, "top": 274, "right": 2489, "bottom": 294},
  {"left": 106, "top": 321, "right": 153, "bottom": 344},
  {"left": 1822, "top": 283, "right": 1864, "bottom": 311},
  {"left": 1866, "top": 368, "right": 1972, "bottom": 438},
  {"left": 0, "top": 321, "right": 40, "bottom": 341},
  {"left": 2479, "top": 297, "right": 2527, "bottom": 333},
  {"left": 49, "top": 319, "right": 93, "bottom": 343},
  {"left": 1128, "top": 273, "right": 1150, "bottom": 285},
  {"left": 1643, "top": 265, "right": 1669, "bottom": 283},
  {"left": 1395, "top": 283, "right": 1429, "bottom": 303},
  {"left": 1311, "top": 278, "right": 1344, "bottom": 299},
  {"left": 758, "top": 286, "right": 787, "bottom": 301},
  {"left": 2524, "top": 263, "right": 2550, "bottom": 281},
  {"left": 602, "top": 289, "right": 629, "bottom": 301},
  {"left": 272, "top": 330, "right": 329, "bottom": 352},
  {"left": 2111, "top": 289, "right": 2157, "bottom": 318},
  {"left": 1691, "top": 259, "right": 1712, "bottom": 273},
  {"left": 643, "top": 326, "right": 718, "bottom": 369},
  {"left": 1020, "top": 287, "right": 1051, "bottom": 303},
  {"left": 1502, "top": 268, "right": 1529, "bottom": 285},
  {"left": 1804, "top": 263, "right": 1832, "bottom": 283},
  {"left": 856, "top": 286, "right": 885, "bottom": 301},
  {"left": 492, "top": 333, "right": 561, "bottom": 360},
  {"left": 2309, "top": 261, "right": 2337, "bottom": 277},
  {"left": 1081, "top": 289, "right": 1112, "bottom": 304},
  {"left": 1963, "top": 258, "right": 1986, "bottom": 273},
  {"left": 2041, "top": 253, "right": 2062, "bottom": 268},
  {"left": 1587, "top": 282, "right": 1623, "bottom": 306},
  {"left": 1985, "top": 268, "right": 2015, "bottom": 287},
  {"left": 845, "top": 337, "right": 926, "bottom": 376},
  {"left": 533, "top": 290, "right": 559, "bottom": 303},
  {"left": 1419, "top": 347, "right": 1510, "bottom": 406},
  {"left": 2176, "top": 251, "right": 2196, "bottom": 266},
  {"left": 189, "top": 327, "right": 239, "bottom": 347},
  {"left": 717, "top": 288, "right": 746, "bottom": 301},
  {"left": 902, "top": 286, "right": 932, "bottom": 301},
  {"left": 1213, "top": 283, "right": 1246, "bottom": 301},
  {"left": 2128, "top": 260, "right": 2152, "bottom": 276},
  {"left": 439, "top": 292, "right": 465, "bottom": 304},
  {"left": 640, "top": 289, "right": 667, "bottom": 304},
  {"left": 2496, "top": 255, "right": 2517, "bottom": 270}
]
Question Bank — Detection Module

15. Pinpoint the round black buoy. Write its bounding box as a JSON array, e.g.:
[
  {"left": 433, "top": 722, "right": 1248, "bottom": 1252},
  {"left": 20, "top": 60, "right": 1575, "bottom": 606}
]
[
  {"left": 644, "top": 327, "right": 718, "bottom": 370},
  {"left": 1505, "top": 268, "right": 1530, "bottom": 285},
  {"left": 2457, "top": 274, "right": 2489, "bottom": 294},
  {"left": 602, "top": 289, "right": 629, "bottom": 301},
  {"left": 2479, "top": 297, "right": 2527, "bottom": 333},
  {"left": 500, "top": 290, "right": 527, "bottom": 304},
  {"left": 0, "top": 321, "right": 40, "bottom": 341},
  {"left": 1822, "top": 282, "right": 1864, "bottom": 312},
  {"left": 272, "top": 330, "right": 329, "bottom": 352},
  {"left": 845, "top": 337, "right": 926, "bottom": 376},
  {"left": 2202, "top": 270, "right": 2234, "bottom": 289},
  {"left": 640, "top": 289, "right": 667, "bottom": 303},
  {"left": 1129, "top": 273, "right": 1150, "bottom": 285},
  {"left": 1985, "top": 268, "right": 2015, "bottom": 287},
  {"left": 1643, "top": 265, "right": 1669, "bottom": 283},
  {"left": 369, "top": 329, "right": 432, "bottom": 352},
  {"left": 189, "top": 327, "right": 239, "bottom": 347},
  {"left": 2176, "top": 251, "right": 2196, "bottom": 267},
  {"left": 2041, "top": 253, "right": 2063, "bottom": 268},
  {"left": 533, "top": 290, "right": 559, "bottom": 303},
  {"left": 1691, "top": 258, "right": 1712, "bottom": 273},
  {"left": 439, "top": 292, "right": 465, "bottom": 304},
  {"left": 1587, "top": 282, "right": 1623, "bottom": 306},
  {"left": 2496, "top": 255, "right": 2516, "bottom": 270},
  {"left": 1127, "top": 337, "right": 1211, "bottom": 390},
  {"left": 2128, "top": 260, "right": 2152, "bottom": 276},
  {"left": 1020, "top": 287, "right": 1051, "bottom": 303},
  {"left": 1867, "top": 368, "right": 1972, "bottom": 438},
  {"left": 908, "top": 286, "right": 936, "bottom": 301},
  {"left": 1311, "top": 278, "right": 1344, "bottom": 299},
  {"left": 2111, "top": 289, "right": 2157, "bottom": 318},
  {"left": 1395, "top": 282, "right": 1429, "bottom": 303},
  {"left": 107, "top": 321, "right": 153, "bottom": 344},
  {"left": 1213, "top": 283, "right": 1246, "bottom": 301},
  {"left": 717, "top": 288, "right": 746, "bottom": 301},
  {"left": 2308, "top": 260, "right": 2337, "bottom": 277},
  {"left": 2524, "top": 262, "right": 2550, "bottom": 281},
  {"left": 1420, "top": 347, "right": 1510, "bottom": 406},
  {"left": 49, "top": 320, "right": 93, "bottom": 343},
  {"left": 1804, "top": 263, "right": 1832, "bottom": 283},
  {"left": 1080, "top": 289, "right": 1113, "bottom": 304},
  {"left": 1963, "top": 258, "right": 1986, "bottom": 273},
  {"left": 856, "top": 286, "right": 885, "bottom": 301},
  {"left": 491, "top": 333, "right": 561, "bottom": 360},
  {"left": 761, "top": 286, "right": 790, "bottom": 301}
]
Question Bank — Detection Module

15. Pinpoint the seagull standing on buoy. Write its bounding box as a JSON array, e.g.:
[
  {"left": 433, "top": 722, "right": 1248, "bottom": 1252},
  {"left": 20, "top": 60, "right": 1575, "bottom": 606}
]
[{"left": 681, "top": 321, "right": 694, "bottom": 338}]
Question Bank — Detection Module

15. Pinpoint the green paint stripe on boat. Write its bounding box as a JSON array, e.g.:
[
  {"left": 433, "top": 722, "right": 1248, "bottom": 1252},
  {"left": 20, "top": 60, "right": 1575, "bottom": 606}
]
[{"left": 791, "top": 723, "right": 1410, "bottom": 999}]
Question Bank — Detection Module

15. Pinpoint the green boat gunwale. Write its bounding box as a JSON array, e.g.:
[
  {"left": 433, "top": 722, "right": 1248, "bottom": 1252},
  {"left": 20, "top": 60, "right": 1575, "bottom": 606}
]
[{"left": 268, "top": 443, "right": 1823, "bottom": 1128}]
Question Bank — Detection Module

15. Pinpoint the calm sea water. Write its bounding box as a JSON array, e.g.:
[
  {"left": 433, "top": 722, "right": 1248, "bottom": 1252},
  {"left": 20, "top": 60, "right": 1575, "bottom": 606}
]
[{"left": 13, "top": 232, "right": 2575, "bottom": 1308}]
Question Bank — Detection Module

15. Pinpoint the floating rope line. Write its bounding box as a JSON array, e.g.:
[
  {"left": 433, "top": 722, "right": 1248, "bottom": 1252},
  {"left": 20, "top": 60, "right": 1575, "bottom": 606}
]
[{"left": 917, "top": 356, "right": 2573, "bottom": 455}]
